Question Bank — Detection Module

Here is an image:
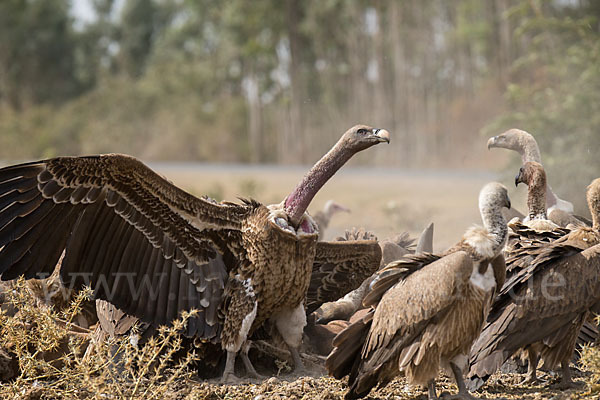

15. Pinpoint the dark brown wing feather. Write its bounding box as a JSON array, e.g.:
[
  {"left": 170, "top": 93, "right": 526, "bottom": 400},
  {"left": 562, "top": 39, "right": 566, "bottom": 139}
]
[
  {"left": 307, "top": 235, "right": 381, "bottom": 314},
  {"left": 467, "top": 244, "right": 600, "bottom": 391},
  {"left": 0, "top": 155, "right": 255, "bottom": 340}
]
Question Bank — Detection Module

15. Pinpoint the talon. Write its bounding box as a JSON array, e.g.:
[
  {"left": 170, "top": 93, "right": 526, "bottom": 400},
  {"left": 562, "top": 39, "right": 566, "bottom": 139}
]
[
  {"left": 221, "top": 372, "right": 242, "bottom": 384},
  {"left": 519, "top": 376, "right": 541, "bottom": 386}
]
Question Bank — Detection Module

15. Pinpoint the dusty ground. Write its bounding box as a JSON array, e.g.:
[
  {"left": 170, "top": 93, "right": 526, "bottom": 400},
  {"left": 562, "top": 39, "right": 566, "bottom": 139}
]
[
  {"left": 179, "top": 365, "right": 591, "bottom": 400},
  {"left": 152, "top": 163, "right": 527, "bottom": 252}
]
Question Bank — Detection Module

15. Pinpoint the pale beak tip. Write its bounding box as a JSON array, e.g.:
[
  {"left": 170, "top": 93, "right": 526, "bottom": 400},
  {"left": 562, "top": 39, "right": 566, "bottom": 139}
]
[{"left": 376, "top": 129, "right": 390, "bottom": 143}]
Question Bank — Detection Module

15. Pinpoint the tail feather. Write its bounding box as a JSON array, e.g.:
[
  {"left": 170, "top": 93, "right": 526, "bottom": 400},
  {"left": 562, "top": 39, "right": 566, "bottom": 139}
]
[{"left": 326, "top": 310, "right": 373, "bottom": 379}]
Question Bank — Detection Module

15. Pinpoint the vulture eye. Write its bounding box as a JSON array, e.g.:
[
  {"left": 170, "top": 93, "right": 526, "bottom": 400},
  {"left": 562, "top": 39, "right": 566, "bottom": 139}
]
[{"left": 357, "top": 128, "right": 369, "bottom": 135}]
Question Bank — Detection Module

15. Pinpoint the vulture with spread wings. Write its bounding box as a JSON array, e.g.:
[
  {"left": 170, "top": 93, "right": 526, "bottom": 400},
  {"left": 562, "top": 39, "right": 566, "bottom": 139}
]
[{"left": 0, "top": 124, "right": 388, "bottom": 382}]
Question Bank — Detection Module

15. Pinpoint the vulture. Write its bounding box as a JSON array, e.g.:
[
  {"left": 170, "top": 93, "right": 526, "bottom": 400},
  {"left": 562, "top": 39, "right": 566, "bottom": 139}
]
[
  {"left": 314, "top": 226, "right": 428, "bottom": 325},
  {"left": 467, "top": 177, "right": 600, "bottom": 391},
  {"left": 487, "top": 128, "right": 573, "bottom": 214},
  {"left": 0, "top": 124, "right": 389, "bottom": 382},
  {"left": 504, "top": 161, "right": 568, "bottom": 259},
  {"left": 312, "top": 200, "right": 351, "bottom": 240},
  {"left": 326, "top": 182, "right": 511, "bottom": 400}
]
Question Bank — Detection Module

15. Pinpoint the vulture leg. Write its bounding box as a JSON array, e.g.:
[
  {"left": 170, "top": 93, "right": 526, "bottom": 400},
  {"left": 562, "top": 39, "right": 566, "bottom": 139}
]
[
  {"left": 222, "top": 351, "right": 239, "bottom": 383},
  {"left": 240, "top": 341, "right": 264, "bottom": 380},
  {"left": 272, "top": 303, "right": 307, "bottom": 373},
  {"left": 442, "top": 362, "right": 479, "bottom": 400},
  {"left": 520, "top": 348, "right": 540, "bottom": 385},
  {"left": 221, "top": 277, "right": 258, "bottom": 382},
  {"left": 427, "top": 379, "right": 438, "bottom": 400},
  {"left": 551, "top": 357, "right": 584, "bottom": 389}
]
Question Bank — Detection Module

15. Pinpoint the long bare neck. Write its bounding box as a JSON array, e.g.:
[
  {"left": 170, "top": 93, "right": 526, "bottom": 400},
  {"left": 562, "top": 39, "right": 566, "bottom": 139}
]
[
  {"left": 519, "top": 137, "right": 542, "bottom": 164},
  {"left": 285, "top": 139, "right": 353, "bottom": 227},
  {"left": 518, "top": 137, "right": 559, "bottom": 208},
  {"left": 527, "top": 174, "right": 548, "bottom": 220},
  {"left": 481, "top": 205, "right": 508, "bottom": 253}
]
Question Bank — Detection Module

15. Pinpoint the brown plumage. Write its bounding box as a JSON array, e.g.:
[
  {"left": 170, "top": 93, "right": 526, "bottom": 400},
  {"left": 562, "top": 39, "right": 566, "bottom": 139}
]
[
  {"left": 326, "top": 182, "right": 511, "bottom": 400},
  {"left": 307, "top": 228, "right": 381, "bottom": 314},
  {"left": 0, "top": 124, "right": 390, "bottom": 382},
  {"left": 467, "top": 178, "right": 600, "bottom": 391},
  {"left": 314, "top": 230, "right": 417, "bottom": 325}
]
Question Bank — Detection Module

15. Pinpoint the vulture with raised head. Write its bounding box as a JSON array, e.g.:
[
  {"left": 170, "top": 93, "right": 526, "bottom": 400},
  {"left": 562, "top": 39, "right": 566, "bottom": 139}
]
[
  {"left": 326, "top": 182, "right": 511, "bottom": 400},
  {"left": 313, "top": 200, "right": 351, "bottom": 241},
  {"left": 0, "top": 124, "right": 389, "bottom": 382},
  {"left": 467, "top": 178, "right": 600, "bottom": 391},
  {"left": 487, "top": 129, "right": 591, "bottom": 229}
]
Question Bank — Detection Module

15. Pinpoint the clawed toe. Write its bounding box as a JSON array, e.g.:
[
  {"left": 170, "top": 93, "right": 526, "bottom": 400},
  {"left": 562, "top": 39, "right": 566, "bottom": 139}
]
[
  {"left": 519, "top": 376, "right": 541, "bottom": 386},
  {"left": 248, "top": 370, "right": 266, "bottom": 380},
  {"left": 221, "top": 372, "right": 243, "bottom": 384},
  {"left": 440, "top": 392, "right": 481, "bottom": 400}
]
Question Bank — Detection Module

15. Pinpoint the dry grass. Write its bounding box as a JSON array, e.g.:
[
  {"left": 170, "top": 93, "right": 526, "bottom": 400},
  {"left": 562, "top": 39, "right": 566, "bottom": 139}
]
[
  {"left": 0, "top": 277, "right": 595, "bottom": 400},
  {"left": 0, "top": 278, "right": 198, "bottom": 400}
]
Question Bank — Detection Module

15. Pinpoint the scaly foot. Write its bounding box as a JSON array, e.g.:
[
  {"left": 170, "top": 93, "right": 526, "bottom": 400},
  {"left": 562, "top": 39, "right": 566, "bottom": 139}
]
[{"left": 221, "top": 372, "right": 243, "bottom": 384}]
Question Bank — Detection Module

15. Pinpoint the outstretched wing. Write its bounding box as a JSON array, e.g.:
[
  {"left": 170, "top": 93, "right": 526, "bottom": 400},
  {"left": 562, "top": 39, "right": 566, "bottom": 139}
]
[
  {"left": 307, "top": 230, "right": 381, "bottom": 314},
  {"left": 0, "top": 155, "right": 255, "bottom": 340}
]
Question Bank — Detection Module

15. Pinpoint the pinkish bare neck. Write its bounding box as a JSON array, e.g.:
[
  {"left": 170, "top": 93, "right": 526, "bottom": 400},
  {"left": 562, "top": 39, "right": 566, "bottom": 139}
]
[{"left": 284, "top": 141, "right": 352, "bottom": 227}]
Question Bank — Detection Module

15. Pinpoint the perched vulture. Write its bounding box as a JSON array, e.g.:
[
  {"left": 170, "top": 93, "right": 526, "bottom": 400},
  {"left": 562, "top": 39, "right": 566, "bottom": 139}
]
[
  {"left": 487, "top": 128, "right": 575, "bottom": 216},
  {"left": 312, "top": 200, "right": 351, "bottom": 241},
  {"left": 314, "top": 229, "right": 420, "bottom": 325},
  {"left": 0, "top": 124, "right": 389, "bottom": 382},
  {"left": 326, "top": 182, "right": 511, "bottom": 400},
  {"left": 467, "top": 178, "right": 600, "bottom": 391}
]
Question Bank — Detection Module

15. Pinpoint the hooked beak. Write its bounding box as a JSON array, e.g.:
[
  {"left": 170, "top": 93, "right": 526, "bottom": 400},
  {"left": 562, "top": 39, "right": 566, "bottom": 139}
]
[
  {"left": 374, "top": 128, "right": 390, "bottom": 143},
  {"left": 514, "top": 174, "right": 522, "bottom": 187},
  {"left": 338, "top": 204, "right": 351, "bottom": 213},
  {"left": 487, "top": 136, "right": 497, "bottom": 150}
]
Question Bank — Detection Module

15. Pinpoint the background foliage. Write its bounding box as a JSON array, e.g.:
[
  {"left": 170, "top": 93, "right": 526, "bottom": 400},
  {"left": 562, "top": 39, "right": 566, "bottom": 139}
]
[{"left": 0, "top": 0, "right": 598, "bottom": 209}]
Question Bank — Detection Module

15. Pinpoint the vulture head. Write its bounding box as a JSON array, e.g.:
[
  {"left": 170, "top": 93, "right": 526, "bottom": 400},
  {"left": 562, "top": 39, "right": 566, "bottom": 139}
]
[
  {"left": 479, "top": 182, "right": 511, "bottom": 214},
  {"left": 323, "top": 200, "right": 351, "bottom": 218},
  {"left": 515, "top": 161, "right": 546, "bottom": 188},
  {"left": 467, "top": 182, "right": 511, "bottom": 259},
  {"left": 283, "top": 125, "right": 389, "bottom": 229},
  {"left": 487, "top": 128, "right": 542, "bottom": 164},
  {"left": 340, "top": 124, "right": 390, "bottom": 151}
]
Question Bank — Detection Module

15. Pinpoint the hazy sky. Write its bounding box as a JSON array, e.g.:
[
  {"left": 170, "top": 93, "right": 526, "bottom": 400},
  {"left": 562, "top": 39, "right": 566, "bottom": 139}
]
[{"left": 71, "top": 0, "right": 125, "bottom": 29}]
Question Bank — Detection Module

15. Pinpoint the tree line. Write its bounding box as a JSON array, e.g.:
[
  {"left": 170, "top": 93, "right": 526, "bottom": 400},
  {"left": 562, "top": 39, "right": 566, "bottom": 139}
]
[{"left": 0, "top": 0, "right": 598, "bottom": 206}]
